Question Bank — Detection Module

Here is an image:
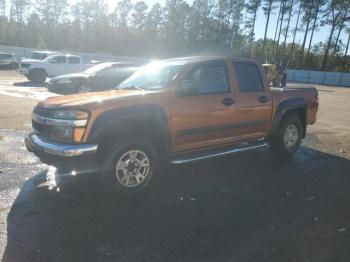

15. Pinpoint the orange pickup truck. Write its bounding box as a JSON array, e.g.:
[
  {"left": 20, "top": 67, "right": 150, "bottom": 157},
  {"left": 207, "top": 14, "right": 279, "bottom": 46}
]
[{"left": 25, "top": 56, "right": 319, "bottom": 192}]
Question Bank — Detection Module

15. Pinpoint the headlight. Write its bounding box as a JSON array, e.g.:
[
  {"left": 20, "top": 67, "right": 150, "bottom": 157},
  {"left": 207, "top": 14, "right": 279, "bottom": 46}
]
[
  {"left": 52, "top": 110, "right": 89, "bottom": 120},
  {"left": 57, "top": 78, "right": 73, "bottom": 85},
  {"left": 49, "top": 110, "right": 89, "bottom": 143},
  {"left": 50, "top": 126, "right": 87, "bottom": 143},
  {"left": 50, "top": 126, "right": 74, "bottom": 143}
]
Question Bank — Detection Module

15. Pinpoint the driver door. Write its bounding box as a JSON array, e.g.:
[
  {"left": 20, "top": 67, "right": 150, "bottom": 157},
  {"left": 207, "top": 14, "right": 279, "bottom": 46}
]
[{"left": 171, "top": 61, "right": 237, "bottom": 152}]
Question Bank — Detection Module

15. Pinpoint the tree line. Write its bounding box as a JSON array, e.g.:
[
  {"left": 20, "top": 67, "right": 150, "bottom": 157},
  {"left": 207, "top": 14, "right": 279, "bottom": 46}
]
[{"left": 0, "top": 0, "right": 349, "bottom": 71}]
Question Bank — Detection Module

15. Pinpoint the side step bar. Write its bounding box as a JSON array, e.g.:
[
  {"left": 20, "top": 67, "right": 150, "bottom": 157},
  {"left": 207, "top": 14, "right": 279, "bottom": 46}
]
[{"left": 171, "top": 141, "right": 268, "bottom": 165}]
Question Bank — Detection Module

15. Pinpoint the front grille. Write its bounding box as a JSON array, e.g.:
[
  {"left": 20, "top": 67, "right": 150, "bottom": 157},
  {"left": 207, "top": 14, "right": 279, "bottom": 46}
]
[
  {"left": 32, "top": 120, "right": 52, "bottom": 138},
  {"left": 32, "top": 106, "right": 54, "bottom": 138}
]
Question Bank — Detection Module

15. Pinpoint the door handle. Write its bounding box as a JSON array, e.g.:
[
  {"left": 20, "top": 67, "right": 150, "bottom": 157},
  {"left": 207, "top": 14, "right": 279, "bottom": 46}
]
[
  {"left": 258, "top": 96, "right": 269, "bottom": 103},
  {"left": 222, "top": 97, "right": 235, "bottom": 106}
]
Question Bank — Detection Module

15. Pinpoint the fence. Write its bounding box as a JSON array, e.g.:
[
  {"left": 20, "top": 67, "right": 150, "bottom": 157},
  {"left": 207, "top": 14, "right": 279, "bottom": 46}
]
[
  {"left": 0, "top": 45, "right": 149, "bottom": 64},
  {"left": 287, "top": 69, "right": 350, "bottom": 87}
]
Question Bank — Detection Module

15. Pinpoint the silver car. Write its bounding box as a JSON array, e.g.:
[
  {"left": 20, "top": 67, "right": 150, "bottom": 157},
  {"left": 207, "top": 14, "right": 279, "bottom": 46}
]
[{"left": 0, "top": 52, "right": 17, "bottom": 68}]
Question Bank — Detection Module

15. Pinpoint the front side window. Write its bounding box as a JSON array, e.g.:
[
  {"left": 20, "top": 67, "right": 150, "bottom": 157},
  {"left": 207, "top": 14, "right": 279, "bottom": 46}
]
[
  {"left": 118, "top": 61, "right": 183, "bottom": 90},
  {"left": 183, "top": 62, "right": 229, "bottom": 94},
  {"left": 234, "top": 62, "right": 263, "bottom": 92},
  {"left": 31, "top": 52, "right": 48, "bottom": 60},
  {"left": 50, "top": 56, "right": 66, "bottom": 64}
]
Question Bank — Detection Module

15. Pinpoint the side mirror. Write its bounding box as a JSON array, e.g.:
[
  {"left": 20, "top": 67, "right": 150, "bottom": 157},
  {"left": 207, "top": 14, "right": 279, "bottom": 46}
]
[{"left": 177, "top": 79, "right": 198, "bottom": 97}]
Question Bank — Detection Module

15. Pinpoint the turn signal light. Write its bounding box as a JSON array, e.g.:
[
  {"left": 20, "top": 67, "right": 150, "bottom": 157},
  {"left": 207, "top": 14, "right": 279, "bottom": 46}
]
[{"left": 73, "top": 128, "right": 86, "bottom": 142}]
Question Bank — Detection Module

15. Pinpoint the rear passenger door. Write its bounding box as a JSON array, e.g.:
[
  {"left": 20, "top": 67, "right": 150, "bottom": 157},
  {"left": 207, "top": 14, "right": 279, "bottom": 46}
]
[{"left": 232, "top": 61, "right": 272, "bottom": 140}]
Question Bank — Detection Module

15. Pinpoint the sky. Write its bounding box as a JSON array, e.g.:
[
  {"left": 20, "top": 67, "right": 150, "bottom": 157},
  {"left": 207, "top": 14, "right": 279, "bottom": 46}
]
[{"left": 4, "top": 0, "right": 349, "bottom": 55}]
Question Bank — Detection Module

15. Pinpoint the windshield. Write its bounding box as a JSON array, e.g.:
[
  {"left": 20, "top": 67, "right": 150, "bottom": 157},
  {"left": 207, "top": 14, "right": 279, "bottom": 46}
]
[
  {"left": 118, "top": 61, "right": 183, "bottom": 90},
  {"left": 31, "top": 52, "right": 51, "bottom": 60},
  {"left": 83, "top": 63, "right": 112, "bottom": 75}
]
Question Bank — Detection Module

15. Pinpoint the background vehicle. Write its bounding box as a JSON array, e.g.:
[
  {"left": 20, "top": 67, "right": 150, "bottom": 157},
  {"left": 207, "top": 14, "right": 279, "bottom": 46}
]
[
  {"left": 20, "top": 54, "right": 92, "bottom": 83},
  {"left": 47, "top": 62, "right": 139, "bottom": 94},
  {"left": 25, "top": 57, "right": 319, "bottom": 193},
  {"left": 0, "top": 52, "right": 17, "bottom": 69},
  {"left": 263, "top": 63, "right": 287, "bottom": 87},
  {"left": 28, "top": 51, "right": 58, "bottom": 61}
]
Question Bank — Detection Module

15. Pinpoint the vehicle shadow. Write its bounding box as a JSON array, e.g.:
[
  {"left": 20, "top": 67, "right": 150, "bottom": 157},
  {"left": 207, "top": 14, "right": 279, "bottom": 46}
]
[
  {"left": 3, "top": 146, "right": 350, "bottom": 262},
  {"left": 13, "top": 81, "right": 47, "bottom": 88},
  {"left": 0, "top": 65, "right": 18, "bottom": 70}
]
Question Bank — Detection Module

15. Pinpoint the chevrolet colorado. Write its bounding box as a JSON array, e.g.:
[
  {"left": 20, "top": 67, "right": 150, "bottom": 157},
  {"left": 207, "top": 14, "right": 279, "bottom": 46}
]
[{"left": 25, "top": 57, "right": 319, "bottom": 192}]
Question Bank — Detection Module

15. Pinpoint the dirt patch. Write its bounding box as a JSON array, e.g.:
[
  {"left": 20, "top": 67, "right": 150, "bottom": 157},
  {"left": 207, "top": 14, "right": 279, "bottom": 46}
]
[
  {"left": 0, "top": 70, "right": 25, "bottom": 81},
  {"left": 0, "top": 94, "right": 36, "bottom": 130},
  {"left": 306, "top": 85, "right": 350, "bottom": 159}
]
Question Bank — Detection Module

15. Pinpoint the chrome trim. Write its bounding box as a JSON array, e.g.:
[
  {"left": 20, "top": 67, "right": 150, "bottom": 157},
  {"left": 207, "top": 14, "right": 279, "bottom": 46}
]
[
  {"left": 171, "top": 143, "right": 268, "bottom": 165},
  {"left": 26, "top": 133, "right": 97, "bottom": 157},
  {"left": 32, "top": 113, "right": 87, "bottom": 127}
]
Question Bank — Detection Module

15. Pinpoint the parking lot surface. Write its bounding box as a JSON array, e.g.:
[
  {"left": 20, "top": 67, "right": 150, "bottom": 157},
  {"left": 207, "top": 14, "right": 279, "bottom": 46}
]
[{"left": 0, "top": 70, "right": 349, "bottom": 261}]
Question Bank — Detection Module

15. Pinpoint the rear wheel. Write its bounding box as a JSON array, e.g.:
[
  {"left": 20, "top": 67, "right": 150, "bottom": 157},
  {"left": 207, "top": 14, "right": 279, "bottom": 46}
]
[
  {"left": 28, "top": 69, "right": 47, "bottom": 83},
  {"left": 102, "top": 138, "right": 158, "bottom": 194},
  {"left": 269, "top": 114, "right": 303, "bottom": 157}
]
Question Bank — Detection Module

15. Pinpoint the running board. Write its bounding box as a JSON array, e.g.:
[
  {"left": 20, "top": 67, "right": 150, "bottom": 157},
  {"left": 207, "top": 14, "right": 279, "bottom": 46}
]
[{"left": 171, "top": 141, "right": 268, "bottom": 165}]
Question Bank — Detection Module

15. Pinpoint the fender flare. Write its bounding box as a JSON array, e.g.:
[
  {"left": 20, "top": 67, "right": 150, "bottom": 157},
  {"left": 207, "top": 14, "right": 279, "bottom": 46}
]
[
  {"left": 87, "top": 104, "right": 171, "bottom": 159},
  {"left": 269, "top": 97, "right": 308, "bottom": 138}
]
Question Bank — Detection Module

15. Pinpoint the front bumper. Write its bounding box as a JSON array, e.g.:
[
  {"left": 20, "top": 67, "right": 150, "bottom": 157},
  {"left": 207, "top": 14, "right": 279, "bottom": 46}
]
[{"left": 25, "top": 133, "right": 98, "bottom": 171}]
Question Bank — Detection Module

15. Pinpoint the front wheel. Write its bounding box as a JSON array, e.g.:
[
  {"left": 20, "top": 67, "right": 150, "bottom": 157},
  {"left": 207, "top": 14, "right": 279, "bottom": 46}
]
[
  {"left": 102, "top": 138, "right": 158, "bottom": 194},
  {"left": 28, "top": 69, "right": 47, "bottom": 83},
  {"left": 269, "top": 115, "right": 303, "bottom": 157}
]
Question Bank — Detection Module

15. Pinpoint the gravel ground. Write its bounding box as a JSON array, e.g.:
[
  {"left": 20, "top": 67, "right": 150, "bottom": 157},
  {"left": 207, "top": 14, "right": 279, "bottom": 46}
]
[{"left": 0, "top": 70, "right": 349, "bottom": 262}]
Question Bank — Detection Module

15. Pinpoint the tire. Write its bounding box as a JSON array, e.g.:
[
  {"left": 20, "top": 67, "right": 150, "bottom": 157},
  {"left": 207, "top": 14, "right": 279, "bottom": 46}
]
[
  {"left": 28, "top": 69, "right": 47, "bottom": 83},
  {"left": 101, "top": 138, "right": 159, "bottom": 194},
  {"left": 269, "top": 114, "right": 303, "bottom": 157}
]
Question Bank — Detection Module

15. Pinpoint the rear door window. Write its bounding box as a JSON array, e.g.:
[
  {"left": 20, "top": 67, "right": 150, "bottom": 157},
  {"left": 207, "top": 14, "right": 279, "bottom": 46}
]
[
  {"left": 68, "top": 56, "right": 80, "bottom": 64},
  {"left": 234, "top": 62, "right": 263, "bottom": 92}
]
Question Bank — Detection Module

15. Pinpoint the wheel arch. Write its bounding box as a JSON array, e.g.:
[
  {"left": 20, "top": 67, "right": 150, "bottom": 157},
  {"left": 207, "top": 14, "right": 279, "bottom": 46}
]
[
  {"left": 269, "top": 97, "right": 307, "bottom": 138},
  {"left": 88, "top": 105, "right": 171, "bottom": 163}
]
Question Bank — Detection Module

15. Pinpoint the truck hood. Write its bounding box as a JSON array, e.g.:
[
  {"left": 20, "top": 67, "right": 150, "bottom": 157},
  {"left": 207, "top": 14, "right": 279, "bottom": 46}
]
[
  {"left": 39, "top": 90, "right": 148, "bottom": 108},
  {"left": 21, "top": 58, "right": 42, "bottom": 64}
]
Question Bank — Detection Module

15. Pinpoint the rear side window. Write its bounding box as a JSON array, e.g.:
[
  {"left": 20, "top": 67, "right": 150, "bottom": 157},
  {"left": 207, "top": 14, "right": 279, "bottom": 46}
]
[
  {"left": 68, "top": 56, "right": 80, "bottom": 64},
  {"left": 234, "top": 63, "right": 263, "bottom": 92}
]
